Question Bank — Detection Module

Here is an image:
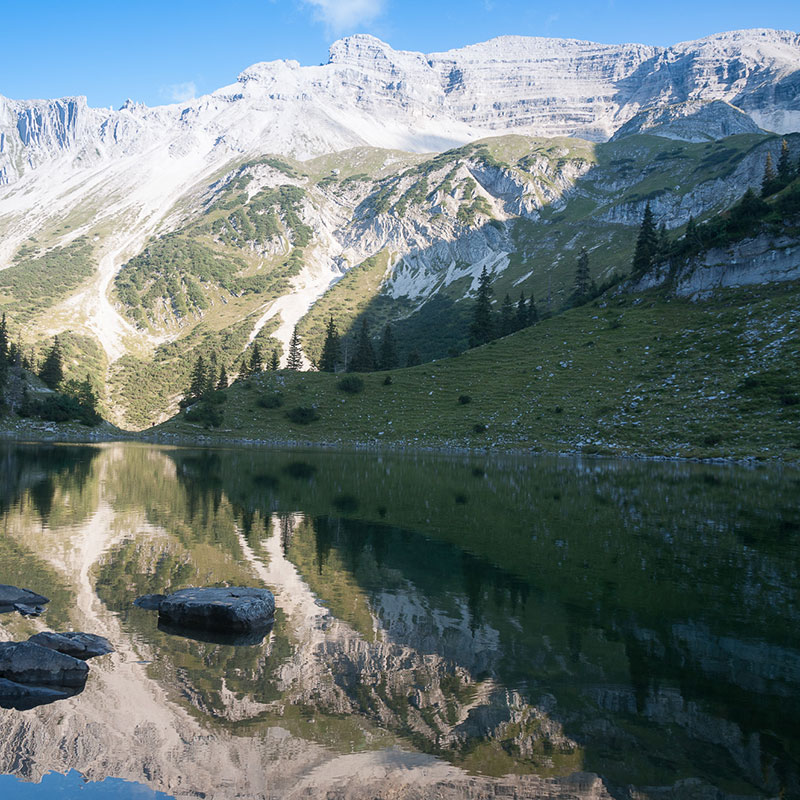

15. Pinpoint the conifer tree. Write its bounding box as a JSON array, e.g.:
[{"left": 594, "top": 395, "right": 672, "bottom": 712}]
[
  {"left": 778, "top": 139, "right": 791, "bottom": 183},
  {"left": 761, "top": 152, "right": 776, "bottom": 197},
  {"left": 632, "top": 203, "right": 658, "bottom": 276},
  {"left": 684, "top": 216, "right": 701, "bottom": 250},
  {"left": 500, "top": 294, "right": 515, "bottom": 336},
  {"left": 572, "top": 248, "right": 592, "bottom": 304},
  {"left": 39, "top": 336, "right": 64, "bottom": 389},
  {"left": 205, "top": 352, "right": 217, "bottom": 396},
  {"left": 249, "top": 342, "right": 263, "bottom": 375},
  {"left": 515, "top": 291, "right": 527, "bottom": 331},
  {"left": 656, "top": 223, "right": 670, "bottom": 260},
  {"left": 286, "top": 327, "right": 303, "bottom": 370},
  {"left": 216, "top": 363, "right": 228, "bottom": 390},
  {"left": 270, "top": 349, "right": 280, "bottom": 371},
  {"left": 469, "top": 266, "right": 494, "bottom": 347},
  {"left": 378, "top": 324, "right": 397, "bottom": 370},
  {"left": 188, "top": 355, "right": 207, "bottom": 400},
  {"left": 0, "top": 314, "right": 8, "bottom": 364},
  {"left": 527, "top": 295, "right": 539, "bottom": 326},
  {"left": 348, "top": 318, "right": 375, "bottom": 372},
  {"left": 319, "top": 317, "right": 341, "bottom": 373}
]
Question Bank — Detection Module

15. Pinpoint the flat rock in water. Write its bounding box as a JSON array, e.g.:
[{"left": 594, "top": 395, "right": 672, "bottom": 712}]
[
  {"left": 13, "top": 603, "right": 46, "bottom": 617},
  {"left": 153, "top": 587, "right": 275, "bottom": 633},
  {"left": 0, "top": 641, "right": 89, "bottom": 688},
  {"left": 0, "top": 585, "right": 49, "bottom": 610},
  {"left": 28, "top": 632, "right": 114, "bottom": 660}
]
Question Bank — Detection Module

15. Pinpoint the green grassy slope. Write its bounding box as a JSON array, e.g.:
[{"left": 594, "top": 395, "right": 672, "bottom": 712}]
[{"left": 156, "top": 278, "right": 800, "bottom": 460}]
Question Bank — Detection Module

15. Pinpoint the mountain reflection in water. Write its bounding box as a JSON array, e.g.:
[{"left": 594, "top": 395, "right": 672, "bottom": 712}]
[{"left": 0, "top": 442, "right": 798, "bottom": 799}]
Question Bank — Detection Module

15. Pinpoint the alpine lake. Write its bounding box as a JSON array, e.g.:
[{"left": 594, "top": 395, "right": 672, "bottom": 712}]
[{"left": 0, "top": 441, "right": 798, "bottom": 800}]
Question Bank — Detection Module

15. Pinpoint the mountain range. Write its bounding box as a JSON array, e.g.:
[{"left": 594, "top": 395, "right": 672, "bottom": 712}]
[{"left": 0, "top": 28, "right": 798, "bottom": 427}]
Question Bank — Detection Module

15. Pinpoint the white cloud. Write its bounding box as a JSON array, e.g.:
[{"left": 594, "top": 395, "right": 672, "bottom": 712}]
[
  {"left": 303, "top": 0, "right": 385, "bottom": 33},
  {"left": 160, "top": 81, "right": 197, "bottom": 103}
]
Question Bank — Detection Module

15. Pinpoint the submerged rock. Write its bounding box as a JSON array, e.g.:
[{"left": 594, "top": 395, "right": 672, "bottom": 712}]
[
  {"left": 0, "top": 584, "right": 49, "bottom": 612},
  {"left": 0, "top": 641, "right": 89, "bottom": 688},
  {"left": 28, "top": 632, "right": 114, "bottom": 660},
  {"left": 135, "top": 586, "right": 275, "bottom": 633},
  {"left": 133, "top": 593, "right": 167, "bottom": 610}
]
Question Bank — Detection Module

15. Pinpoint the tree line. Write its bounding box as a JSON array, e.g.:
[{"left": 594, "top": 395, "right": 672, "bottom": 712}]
[{"left": 0, "top": 316, "right": 101, "bottom": 425}]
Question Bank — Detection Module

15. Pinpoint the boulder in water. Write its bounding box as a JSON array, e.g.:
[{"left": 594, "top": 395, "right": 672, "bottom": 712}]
[
  {"left": 0, "top": 676, "right": 77, "bottom": 711},
  {"left": 135, "top": 586, "right": 275, "bottom": 633},
  {"left": 28, "top": 632, "right": 114, "bottom": 660},
  {"left": 0, "top": 584, "right": 49, "bottom": 612},
  {"left": 0, "top": 641, "right": 89, "bottom": 688}
]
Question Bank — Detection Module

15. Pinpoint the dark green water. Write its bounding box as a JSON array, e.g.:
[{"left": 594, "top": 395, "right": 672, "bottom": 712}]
[{"left": 0, "top": 442, "right": 798, "bottom": 799}]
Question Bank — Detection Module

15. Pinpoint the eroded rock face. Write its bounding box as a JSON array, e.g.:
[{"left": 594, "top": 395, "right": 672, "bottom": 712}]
[
  {"left": 28, "top": 632, "right": 114, "bottom": 661},
  {"left": 0, "top": 641, "right": 89, "bottom": 688},
  {"left": 136, "top": 587, "right": 275, "bottom": 633}
]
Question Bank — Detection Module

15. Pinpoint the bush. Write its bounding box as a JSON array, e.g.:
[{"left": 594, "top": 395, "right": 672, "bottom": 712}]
[
  {"left": 383, "top": 375, "right": 392, "bottom": 386},
  {"left": 286, "top": 406, "right": 319, "bottom": 424},
  {"left": 338, "top": 375, "right": 364, "bottom": 394},
  {"left": 472, "top": 423, "right": 487, "bottom": 433},
  {"left": 258, "top": 392, "right": 284, "bottom": 409},
  {"left": 458, "top": 394, "right": 471, "bottom": 405},
  {"left": 184, "top": 402, "right": 223, "bottom": 428}
]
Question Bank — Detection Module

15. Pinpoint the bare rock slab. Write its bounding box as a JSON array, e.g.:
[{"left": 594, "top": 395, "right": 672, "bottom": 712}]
[
  {"left": 0, "top": 677, "right": 75, "bottom": 711},
  {"left": 28, "top": 632, "right": 114, "bottom": 660},
  {"left": 136, "top": 587, "right": 275, "bottom": 633},
  {"left": 0, "top": 641, "right": 89, "bottom": 688}
]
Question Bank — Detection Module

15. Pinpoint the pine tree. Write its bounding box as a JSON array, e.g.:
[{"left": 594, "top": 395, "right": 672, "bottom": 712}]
[
  {"left": 270, "top": 349, "right": 280, "bottom": 371},
  {"left": 469, "top": 266, "right": 494, "bottom": 347},
  {"left": 348, "top": 318, "right": 375, "bottom": 372},
  {"left": 656, "top": 223, "right": 670, "bottom": 260},
  {"left": 778, "top": 139, "right": 791, "bottom": 183},
  {"left": 319, "top": 317, "right": 341, "bottom": 373},
  {"left": 188, "top": 355, "right": 207, "bottom": 400},
  {"left": 500, "top": 294, "right": 515, "bottom": 336},
  {"left": 378, "top": 324, "right": 397, "bottom": 370},
  {"left": 527, "top": 295, "right": 539, "bottom": 326},
  {"left": 572, "top": 248, "right": 591, "bottom": 304},
  {"left": 0, "top": 314, "right": 8, "bottom": 364},
  {"left": 205, "top": 352, "right": 217, "bottom": 396},
  {"left": 515, "top": 291, "right": 527, "bottom": 331},
  {"left": 249, "top": 342, "right": 263, "bottom": 375},
  {"left": 39, "top": 336, "right": 64, "bottom": 389},
  {"left": 286, "top": 327, "right": 303, "bottom": 370},
  {"left": 684, "top": 216, "right": 701, "bottom": 250},
  {"left": 632, "top": 203, "right": 658, "bottom": 276},
  {"left": 216, "top": 363, "right": 228, "bottom": 390},
  {"left": 761, "top": 152, "right": 776, "bottom": 197}
]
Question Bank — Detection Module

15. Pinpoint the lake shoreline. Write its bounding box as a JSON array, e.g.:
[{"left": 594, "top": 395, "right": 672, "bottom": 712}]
[{"left": 1, "top": 419, "right": 791, "bottom": 469}]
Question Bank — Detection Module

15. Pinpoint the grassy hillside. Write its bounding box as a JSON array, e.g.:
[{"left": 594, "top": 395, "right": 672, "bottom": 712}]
[{"left": 155, "top": 277, "right": 800, "bottom": 460}]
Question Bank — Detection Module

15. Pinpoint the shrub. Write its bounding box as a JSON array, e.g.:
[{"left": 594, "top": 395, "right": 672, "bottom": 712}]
[
  {"left": 383, "top": 375, "right": 392, "bottom": 386},
  {"left": 185, "top": 402, "right": 223, "bottom": 428},
  {"left": 338, "top": 375, "right": 364, "bottom": 394},
  {"left": 258, "top": 392, "right": 284, "bottom": 409},
  {"left": 702, "top": 432, "right": 723, "bottom": 447},
  {"left": 458, "top": 394, "right": 471, "bottom": 405},
  {"left": 472, "top": 423, "right": 487, "bottom": 433},
  {"left": 286, "top": 406, "right": 319, "bottom": 424}
]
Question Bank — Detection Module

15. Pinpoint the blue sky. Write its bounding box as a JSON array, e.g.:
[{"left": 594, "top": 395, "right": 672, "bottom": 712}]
[{"left": 1, "top": 0, "right": 797, "bottom": 107}]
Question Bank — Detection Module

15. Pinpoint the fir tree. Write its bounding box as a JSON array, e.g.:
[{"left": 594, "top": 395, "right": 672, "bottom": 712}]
[
  {"left": 319, "top": 317, "right": 341, "bottom": 373},
  {"left": 270, "top": 349, "right": 280, "bottom": 371},
  {"left": 684, "top": 216, "right": 701, "bottom": 250},
  {"left": 216, "top": 363, "right": 229, "bottom": 390},
  {"left": 188, "top": 355, "right": 207, "bottom": 400},
  {"left": 571, "top": 248, "right": 592, "bottom": 305},
  {"left": 348, "top": 318, "right": 375, "bottom": 372},
  {"left": 500, "top": 294, "right": 515, "bottom": 336},
  {"left": 249, "top": 342, "right": 263, "bottom": 375},
  {"left": 286, "top": 327, "right": 303, "bottom": 370},
  {"left": 205, "top": 352, "right": 218, "bottom": 396},
  {"left": 469, "top": 266, "right": 494, "bottom": 347},
  {"left": 0, "top": 314, "right": 8, "bottom": 364},
  {"left": 656, "top": 223, "right": 670, "bottom": 260},
  {"left": 632, "top": 203, "right": 658, "bottom": 276},
  {"left": 378, "top": 324, "right": 397, "bottom": 370},
  {"left": 527, "top": 295, "right": 539, "bottom": 326},
  {"left": 777, "top": 139, "right": 791, "bottom": 183},
  {"left": 39, "top": 336, "right": 64, "bottom": 389},
  {"left": 761, "top": 152, "right": 776, "bottom": 197},
  {"left": 515, "top": 291, "right": 528, "bottom": 331}
]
